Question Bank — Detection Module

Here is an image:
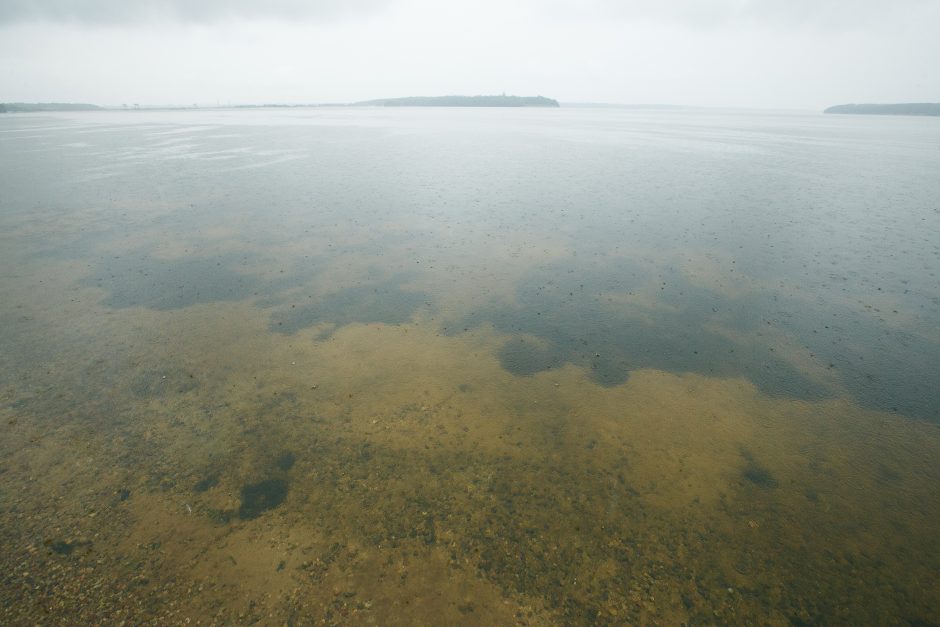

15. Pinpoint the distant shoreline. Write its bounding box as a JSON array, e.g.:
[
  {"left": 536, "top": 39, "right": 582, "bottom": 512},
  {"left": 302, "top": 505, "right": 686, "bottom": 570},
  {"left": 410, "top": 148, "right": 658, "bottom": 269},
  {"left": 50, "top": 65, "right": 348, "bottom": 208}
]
[
  {"left": 352, "top": 95, "right": 559, "bottom": 108},
  {"left": 1, "top": 95, "right": 561, "bottom": 112},
  {"left": 0, "top": 102, "right": 102, "bottom": 113},
  {"left": 824, "top": 103, "right": 940, "bottom": 116}
]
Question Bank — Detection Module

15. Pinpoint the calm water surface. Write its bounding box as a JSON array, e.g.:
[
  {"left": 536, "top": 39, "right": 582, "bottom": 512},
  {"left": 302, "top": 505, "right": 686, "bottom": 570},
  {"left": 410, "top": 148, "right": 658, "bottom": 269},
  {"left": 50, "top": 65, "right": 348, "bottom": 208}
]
[{"left": 1, "top": 107, "right": 939, "bottom": 624}]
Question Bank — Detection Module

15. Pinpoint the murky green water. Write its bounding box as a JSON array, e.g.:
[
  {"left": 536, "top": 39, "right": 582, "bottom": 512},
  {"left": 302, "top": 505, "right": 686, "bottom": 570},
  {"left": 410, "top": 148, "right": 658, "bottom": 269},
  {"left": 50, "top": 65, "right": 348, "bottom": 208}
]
[{"left": 1, "top": 107, "right": 939, "bottom": 624}]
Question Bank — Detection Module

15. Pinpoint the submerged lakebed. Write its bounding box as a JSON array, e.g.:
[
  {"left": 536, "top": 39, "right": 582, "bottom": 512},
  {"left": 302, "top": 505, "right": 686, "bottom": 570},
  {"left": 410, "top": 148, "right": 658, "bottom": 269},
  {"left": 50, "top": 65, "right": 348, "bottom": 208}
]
[{"left": 1, "top": 106, "right": 939, "bottom": 624}]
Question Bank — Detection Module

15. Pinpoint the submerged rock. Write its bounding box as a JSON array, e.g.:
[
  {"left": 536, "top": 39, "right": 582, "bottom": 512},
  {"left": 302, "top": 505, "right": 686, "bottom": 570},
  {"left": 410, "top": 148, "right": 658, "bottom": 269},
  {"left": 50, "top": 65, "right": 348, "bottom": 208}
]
[
  {"left": 238, "top": 478, "right": 288, "bottom": 519},
  {"left": 743, "top": 463, "right": 777, "bottom": 488},
  {"left": 275, "top": 451, "right": 296, "bottom": 471}
]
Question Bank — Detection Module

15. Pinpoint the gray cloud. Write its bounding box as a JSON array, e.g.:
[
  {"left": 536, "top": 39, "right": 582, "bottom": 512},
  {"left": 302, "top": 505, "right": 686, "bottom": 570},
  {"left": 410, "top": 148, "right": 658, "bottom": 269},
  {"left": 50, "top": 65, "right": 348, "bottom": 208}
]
[{"left": 0, "top": 0, "right": 389, "bottom": 24}]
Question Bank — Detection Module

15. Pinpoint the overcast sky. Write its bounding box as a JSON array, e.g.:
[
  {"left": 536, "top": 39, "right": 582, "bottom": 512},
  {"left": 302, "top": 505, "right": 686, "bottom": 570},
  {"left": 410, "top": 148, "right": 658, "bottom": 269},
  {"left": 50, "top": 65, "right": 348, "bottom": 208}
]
[{"left": 1, "top": 0, "right": 937, "bottom": 109}]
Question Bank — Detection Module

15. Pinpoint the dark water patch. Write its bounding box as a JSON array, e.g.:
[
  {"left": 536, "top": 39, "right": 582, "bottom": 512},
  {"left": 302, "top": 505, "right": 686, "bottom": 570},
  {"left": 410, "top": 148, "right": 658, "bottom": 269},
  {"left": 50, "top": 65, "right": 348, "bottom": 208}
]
[
  {"left": 455, "top": 257, "right": 831, "bottom": 400},
  {"left": 268, "top": 279, "right": 428, "bottom": 335},
  {"left": 717, "top": 291, "right": 940, "bottom": 422},
  {"left": 238, "top": 478, "right": 288, "bottom": 520},
  {"left": 82, "top": 252, "right": 269, "bottom": 310},
  {"left": 817, "top": 326, "right": 939, "bottom": 422},
  {"left": 458, "top": 255, "right": 940, "bottom": 419}
]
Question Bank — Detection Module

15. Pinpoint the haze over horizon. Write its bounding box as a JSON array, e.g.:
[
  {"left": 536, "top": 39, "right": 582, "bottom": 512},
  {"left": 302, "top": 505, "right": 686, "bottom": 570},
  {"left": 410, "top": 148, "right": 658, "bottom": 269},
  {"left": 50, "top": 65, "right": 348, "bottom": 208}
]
[{"left": 1, "top": 0, "right": 938, "bottom": 110}]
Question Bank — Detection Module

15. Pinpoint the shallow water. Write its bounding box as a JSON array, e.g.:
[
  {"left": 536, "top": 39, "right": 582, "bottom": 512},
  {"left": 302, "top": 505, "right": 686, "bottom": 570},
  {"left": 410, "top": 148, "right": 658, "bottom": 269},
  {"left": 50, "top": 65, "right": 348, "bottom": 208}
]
[{"left": 1, "top": 107, "right": 939, "bottom": 624}]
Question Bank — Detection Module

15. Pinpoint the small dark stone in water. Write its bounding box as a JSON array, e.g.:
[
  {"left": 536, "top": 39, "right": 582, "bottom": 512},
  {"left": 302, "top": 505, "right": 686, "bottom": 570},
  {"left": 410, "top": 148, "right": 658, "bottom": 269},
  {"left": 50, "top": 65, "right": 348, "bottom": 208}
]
[
  {"left": 743, "top": 463, "right": 777, "bottom": 488},
  {"left": 275, "top": 451, "right": 296, "bottom": 471},
  {"left": 238, "top": 478, "right": 288, "bottom": 519},
  {"left": 117, "top": 488, "right": 131, "bottom": 501},
  {"left": 421, "top": 516, "right": 437, "bottom": 546},
  {"left": 46, "top": 539, "right": 89, "bottom": 555},
  {"left": 48, "top": 540, "right": 75, "bottom": 555},
  {"left": 276, "top": 560, "right": 286, "bottom": 572},
  {"left": 877, "top": 464, "right": 901, "bottom": 481}
]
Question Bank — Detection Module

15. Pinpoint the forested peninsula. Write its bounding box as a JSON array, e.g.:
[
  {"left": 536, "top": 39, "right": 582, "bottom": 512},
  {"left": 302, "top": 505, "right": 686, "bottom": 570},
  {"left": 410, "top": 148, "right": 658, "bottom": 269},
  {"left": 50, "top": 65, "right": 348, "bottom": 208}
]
[{"left": 824, "top": 103, "right": 940, "bottom": 116}]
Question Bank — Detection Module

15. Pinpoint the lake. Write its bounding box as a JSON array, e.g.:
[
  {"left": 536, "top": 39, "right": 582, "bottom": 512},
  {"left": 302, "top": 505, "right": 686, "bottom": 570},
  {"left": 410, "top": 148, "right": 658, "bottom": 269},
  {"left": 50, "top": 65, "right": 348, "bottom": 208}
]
[{"left": 1, "top": 106, "right": 939, "bottom": 624}]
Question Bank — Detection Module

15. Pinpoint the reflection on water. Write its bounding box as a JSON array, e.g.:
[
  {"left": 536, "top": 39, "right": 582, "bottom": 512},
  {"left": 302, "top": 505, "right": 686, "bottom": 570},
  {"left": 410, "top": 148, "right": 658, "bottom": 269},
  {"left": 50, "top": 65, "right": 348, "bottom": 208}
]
[{"left": 1, "top": 107, "right": 939, "bottom": 624}]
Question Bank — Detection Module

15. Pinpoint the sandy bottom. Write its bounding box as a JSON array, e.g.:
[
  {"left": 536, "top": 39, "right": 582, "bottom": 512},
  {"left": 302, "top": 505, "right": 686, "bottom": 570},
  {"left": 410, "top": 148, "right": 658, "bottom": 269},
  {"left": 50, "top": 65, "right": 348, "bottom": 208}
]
[{"left": 2, "top": 289, "right": 939, "bottom": 625}]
